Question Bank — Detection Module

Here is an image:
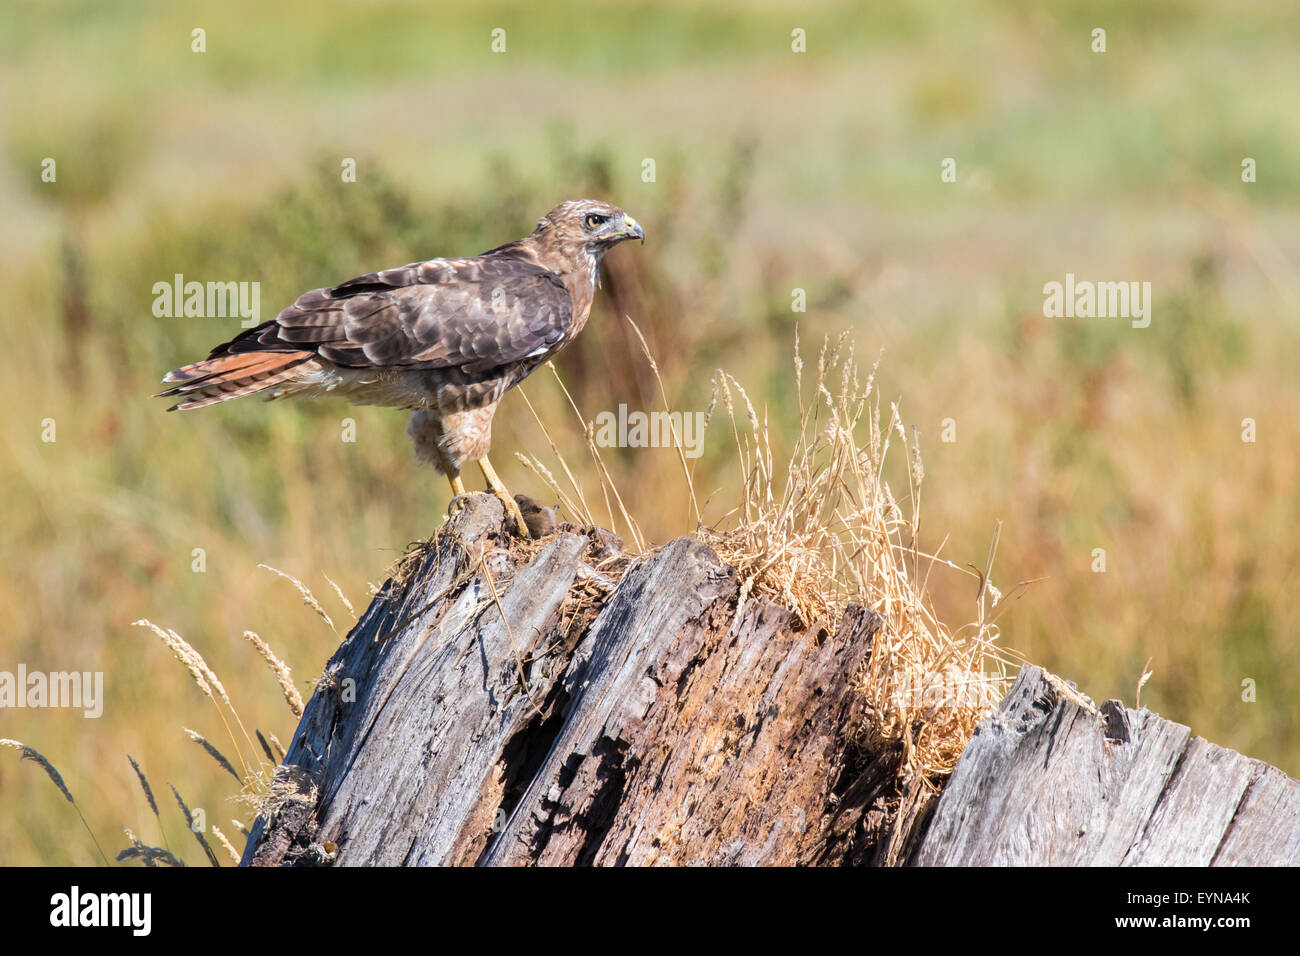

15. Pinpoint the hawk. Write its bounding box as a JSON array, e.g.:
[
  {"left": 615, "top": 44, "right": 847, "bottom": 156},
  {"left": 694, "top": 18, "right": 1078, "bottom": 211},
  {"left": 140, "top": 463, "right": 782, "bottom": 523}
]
[{"left": 157, "top": 199, "right": 644, "bottom": 535}]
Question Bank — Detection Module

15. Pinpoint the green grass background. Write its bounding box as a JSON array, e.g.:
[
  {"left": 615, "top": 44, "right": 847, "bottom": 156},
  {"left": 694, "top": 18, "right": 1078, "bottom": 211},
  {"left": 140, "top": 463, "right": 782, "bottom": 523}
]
[{"left": 1, "top": 0, "right": 1297, "bottom": 864}]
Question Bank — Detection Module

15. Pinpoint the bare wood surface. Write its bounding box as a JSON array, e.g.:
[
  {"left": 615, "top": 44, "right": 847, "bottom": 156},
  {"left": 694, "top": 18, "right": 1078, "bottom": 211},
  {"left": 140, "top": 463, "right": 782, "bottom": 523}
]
[{"left": 909, "top": 664, "right": 1300, "bottom": 866}]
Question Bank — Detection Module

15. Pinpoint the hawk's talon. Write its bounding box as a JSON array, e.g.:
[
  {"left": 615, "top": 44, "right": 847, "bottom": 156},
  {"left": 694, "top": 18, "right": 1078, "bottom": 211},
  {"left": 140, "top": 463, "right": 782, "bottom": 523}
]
[
  {"left": 445, "top": 475, "right": 471, "bottom": 522},
  {"left": 499, "top": 494, "right": 531, "bottom": 539}
]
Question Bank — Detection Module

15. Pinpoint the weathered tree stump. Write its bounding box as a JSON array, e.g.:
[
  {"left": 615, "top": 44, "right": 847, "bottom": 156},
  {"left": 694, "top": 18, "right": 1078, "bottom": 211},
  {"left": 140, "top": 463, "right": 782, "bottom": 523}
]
[
  {"left": 241, "top": 495, "right": 1300, "bottom": 866},
  {"left": 242, "top": 494, "right": 893, "bottom": 866}
]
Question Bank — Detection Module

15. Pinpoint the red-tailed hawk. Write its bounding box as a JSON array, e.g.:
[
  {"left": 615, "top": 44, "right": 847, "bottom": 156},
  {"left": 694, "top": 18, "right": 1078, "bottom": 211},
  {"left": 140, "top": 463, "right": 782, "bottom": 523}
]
[{"left": 157, "top": 199, "right": 644, "bottom": 535}]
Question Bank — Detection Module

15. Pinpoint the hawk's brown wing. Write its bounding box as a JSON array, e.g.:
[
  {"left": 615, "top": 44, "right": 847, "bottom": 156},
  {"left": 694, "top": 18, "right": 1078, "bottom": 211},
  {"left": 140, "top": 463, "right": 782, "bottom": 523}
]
[
  {"left": 228, "top": 255, "right": 571, "bottom": 373},
  {"left": 159, "top": 254, "right": 573, "bottom": 407}
]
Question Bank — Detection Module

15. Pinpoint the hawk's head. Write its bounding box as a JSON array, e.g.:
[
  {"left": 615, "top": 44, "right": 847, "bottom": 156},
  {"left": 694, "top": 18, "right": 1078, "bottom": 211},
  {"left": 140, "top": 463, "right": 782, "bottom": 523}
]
[{"left": 531, "top": 200, "right": 645, "bottom": 265}]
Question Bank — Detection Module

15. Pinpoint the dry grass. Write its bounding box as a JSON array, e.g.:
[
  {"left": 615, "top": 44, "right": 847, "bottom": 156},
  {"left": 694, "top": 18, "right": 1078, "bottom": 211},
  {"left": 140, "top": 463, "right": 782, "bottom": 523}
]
[
  {"left": 211, "top": 825, "right": 242, "bottom": 864},
  {"left": 131, "top": 598, "right": 319, "bottom": 833},
  {"left": 138, "top": 590, "right": 338, "bottom": 836},
  {"left": 243, "top": 630, "right": 305, "bottom": 717},
  {"left": 697, "top": 333, "right": 1016, "bottom": 784},
  {"left": 515, "top": 362, "right": 649, "bottom": 554},
  {"left": 182, "top": 728, "right": 242, "bottom": 782},
  {"left": 516, "top": 327, "right": 1013, "bottom": 788},
  {"left": 125, "top": 754, "right": 169, "bottom": 852},
  {"left": 117, "top": 827, "right": 184, "bottom": 867},
  {"left": 257, "top": 564, "right": 338, "bottom": 635},
  {"left": 1, "top": 738, "right": 109, "bottom": 864},
  {"left": 169, "top": 783, "right": 220, "bottom": 867},
  {"left": 133, "top": 619, "right": 262, "bottom": 783},
  {"left": 6, "top": 595, "right": 333, "bottom": 866},
  {"left": 507, "top": 321, "right": 1017, "bottom": 787}
]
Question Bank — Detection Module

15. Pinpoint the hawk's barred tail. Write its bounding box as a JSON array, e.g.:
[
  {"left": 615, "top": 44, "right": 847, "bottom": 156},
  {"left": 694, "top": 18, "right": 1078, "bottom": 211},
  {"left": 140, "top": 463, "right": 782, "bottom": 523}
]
[{"left": 155, "top": 351, "right": 316, "bottom": 411}]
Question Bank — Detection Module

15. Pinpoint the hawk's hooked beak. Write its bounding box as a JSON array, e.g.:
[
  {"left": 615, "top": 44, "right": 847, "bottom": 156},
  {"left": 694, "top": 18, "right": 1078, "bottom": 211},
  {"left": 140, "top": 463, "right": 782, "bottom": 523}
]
[{"left": 622, "top": 216, "right": 645, "bottom": 244}]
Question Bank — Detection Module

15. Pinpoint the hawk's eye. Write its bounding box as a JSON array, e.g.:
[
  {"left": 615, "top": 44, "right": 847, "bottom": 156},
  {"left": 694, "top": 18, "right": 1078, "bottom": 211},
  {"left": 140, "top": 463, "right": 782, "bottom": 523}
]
[{"left": 585, "top": 214, "right": 607, "bottom": 230}]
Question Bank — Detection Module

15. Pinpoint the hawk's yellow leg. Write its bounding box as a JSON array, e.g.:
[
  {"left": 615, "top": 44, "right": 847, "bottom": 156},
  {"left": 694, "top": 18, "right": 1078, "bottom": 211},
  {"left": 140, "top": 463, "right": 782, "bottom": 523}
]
[
  {"left": 478, "top": 457, "right": 529, "bottom": 537},
  {"left": 449, "top": 475, "right": 467, "bottom": 497}
]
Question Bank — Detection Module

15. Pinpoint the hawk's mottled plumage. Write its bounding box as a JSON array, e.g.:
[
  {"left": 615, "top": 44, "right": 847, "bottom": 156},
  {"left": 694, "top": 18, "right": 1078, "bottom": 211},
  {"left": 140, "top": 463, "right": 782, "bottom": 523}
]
[{"left": 157, "top": 199, "right": 644, "bottom": 533}]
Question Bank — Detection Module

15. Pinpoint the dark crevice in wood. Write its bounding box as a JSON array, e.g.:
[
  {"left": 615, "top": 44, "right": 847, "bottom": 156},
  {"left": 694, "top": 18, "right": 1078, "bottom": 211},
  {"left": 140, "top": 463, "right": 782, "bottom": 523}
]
[
  {"left": 490, "top": 704, "right": 569, "bottom": 850},
  {"left": 572, "top": 737, "right": 633, "bottom": 866},
  {"left": 1100, "top": 698, "right": 1131, "bottom": 743}
]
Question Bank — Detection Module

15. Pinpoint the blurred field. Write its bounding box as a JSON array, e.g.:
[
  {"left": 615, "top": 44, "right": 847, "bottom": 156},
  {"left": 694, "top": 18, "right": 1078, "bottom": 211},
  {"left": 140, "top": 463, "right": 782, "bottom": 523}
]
[{"left": 2, "top": 0, "right": 1298, "bottom": 864}]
